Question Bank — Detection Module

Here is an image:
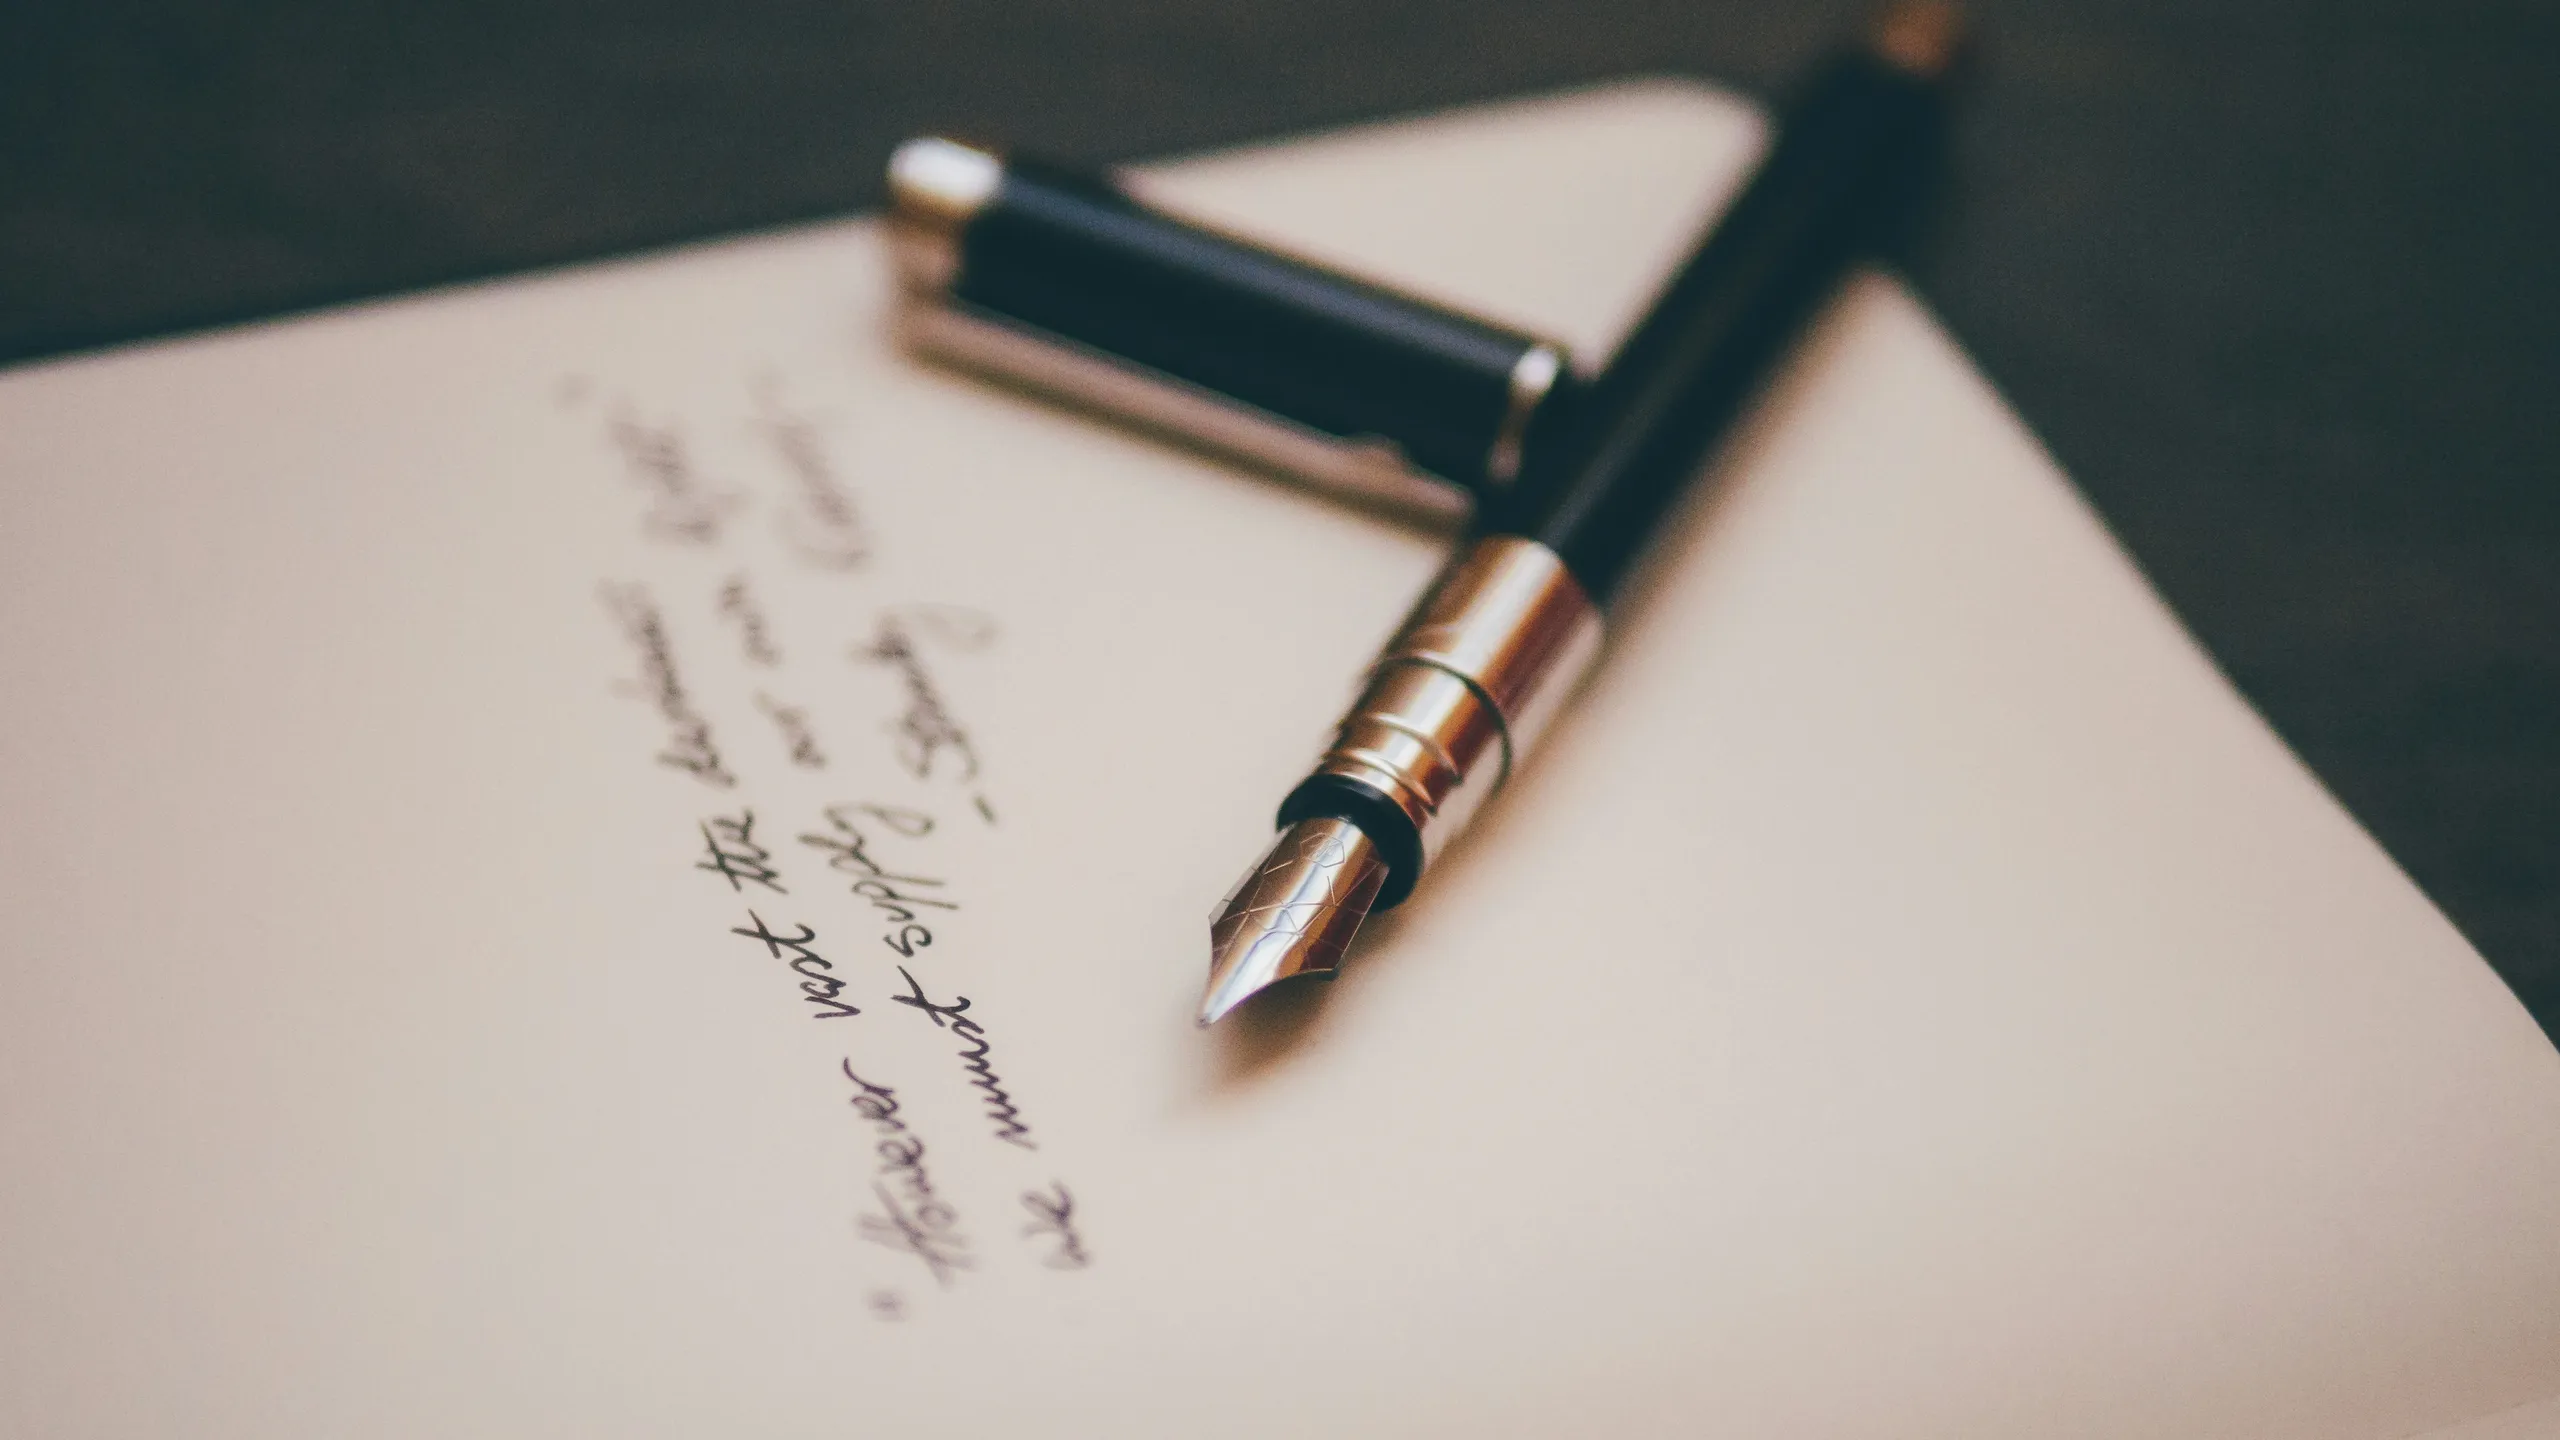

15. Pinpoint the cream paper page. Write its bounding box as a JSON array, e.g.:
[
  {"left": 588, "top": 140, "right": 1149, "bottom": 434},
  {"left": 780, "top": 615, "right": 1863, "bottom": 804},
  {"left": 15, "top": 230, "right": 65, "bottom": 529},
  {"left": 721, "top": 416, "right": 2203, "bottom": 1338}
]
[
  {"left": 2425, "top": 1394, "right": 2560, "bottom": 1440},
  {"left": 1, "top": 82, "right": 2555, "bottom": 1440}
]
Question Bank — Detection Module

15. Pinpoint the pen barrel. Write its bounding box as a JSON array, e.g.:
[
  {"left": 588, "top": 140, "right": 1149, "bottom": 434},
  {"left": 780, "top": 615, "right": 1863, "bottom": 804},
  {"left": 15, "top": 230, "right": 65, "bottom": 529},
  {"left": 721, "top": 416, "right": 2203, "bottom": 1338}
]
[
  {"left": 1281, "top": 534, "right": 1602, "bottom": 907},
  {"left": 1491, "top": 42, "right": 1951, "bottom": 605},
  {"left": 888, "top": 138, "right": 1572, "bottom": 516}
]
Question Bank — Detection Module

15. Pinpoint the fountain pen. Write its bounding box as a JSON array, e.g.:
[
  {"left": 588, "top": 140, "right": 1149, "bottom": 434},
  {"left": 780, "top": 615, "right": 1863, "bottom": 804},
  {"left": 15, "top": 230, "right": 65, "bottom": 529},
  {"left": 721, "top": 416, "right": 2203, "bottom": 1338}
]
[{"left": 1200, "top": 1, "right": 1963, "bottom": 1024}]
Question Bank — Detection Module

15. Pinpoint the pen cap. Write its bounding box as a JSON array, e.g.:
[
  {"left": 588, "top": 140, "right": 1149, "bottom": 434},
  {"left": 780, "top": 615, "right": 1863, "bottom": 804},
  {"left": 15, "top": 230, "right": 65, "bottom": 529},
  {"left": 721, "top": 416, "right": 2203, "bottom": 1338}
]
[{"left": 887, "top": 136, "right": 1576, "bottom": 522}]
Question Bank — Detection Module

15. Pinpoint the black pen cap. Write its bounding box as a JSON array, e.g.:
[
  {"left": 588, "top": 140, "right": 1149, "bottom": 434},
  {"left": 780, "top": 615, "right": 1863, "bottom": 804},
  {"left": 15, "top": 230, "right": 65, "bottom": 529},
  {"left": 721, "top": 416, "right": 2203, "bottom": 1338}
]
[{"left": 886, "top": 136, "right": 1578, "bottom": 522}]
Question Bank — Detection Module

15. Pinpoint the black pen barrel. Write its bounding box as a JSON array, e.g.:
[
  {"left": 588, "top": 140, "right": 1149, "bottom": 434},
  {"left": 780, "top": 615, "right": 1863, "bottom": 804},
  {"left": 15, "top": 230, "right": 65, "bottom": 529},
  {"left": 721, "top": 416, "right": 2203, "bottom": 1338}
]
[
  {"left": 1491, "top": 30, "right": 1955, "bottom": 606},
  {"left": 1204, "top": 4, "right": 1967, "bottom": 1015},
  {"left": 962, "top": 159, "right": 1557, "bottom": 489}
]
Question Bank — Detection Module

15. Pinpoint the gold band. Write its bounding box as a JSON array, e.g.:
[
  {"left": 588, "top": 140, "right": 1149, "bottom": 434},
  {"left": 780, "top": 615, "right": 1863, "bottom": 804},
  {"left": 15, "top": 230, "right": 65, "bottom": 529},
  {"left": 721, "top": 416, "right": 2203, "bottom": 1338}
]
[{"left": 1307, "top": 535, "right": 1603, "bottom": 868}]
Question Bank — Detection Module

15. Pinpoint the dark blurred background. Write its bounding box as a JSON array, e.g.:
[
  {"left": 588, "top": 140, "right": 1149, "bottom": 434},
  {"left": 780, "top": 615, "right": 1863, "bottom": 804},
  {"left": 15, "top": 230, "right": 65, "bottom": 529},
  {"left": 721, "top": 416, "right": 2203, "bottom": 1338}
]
[{"left": 4, "top": 0, "right": 2553, "bottom": 1033}]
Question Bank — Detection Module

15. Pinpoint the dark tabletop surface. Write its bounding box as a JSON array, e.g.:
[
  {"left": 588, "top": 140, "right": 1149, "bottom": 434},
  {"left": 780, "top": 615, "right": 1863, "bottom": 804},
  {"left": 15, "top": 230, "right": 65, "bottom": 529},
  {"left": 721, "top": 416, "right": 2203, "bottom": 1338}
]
[{"left": 6, "top": 0, "right": 2554, "bottom": 1036}]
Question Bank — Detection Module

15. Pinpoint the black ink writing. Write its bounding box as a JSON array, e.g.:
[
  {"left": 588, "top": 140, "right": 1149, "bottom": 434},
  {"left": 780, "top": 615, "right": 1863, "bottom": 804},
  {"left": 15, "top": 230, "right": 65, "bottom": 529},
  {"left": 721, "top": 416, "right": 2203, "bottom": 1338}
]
[
  {"left": 797, "top": 803, "right": 953, "bottom": 959},
  {"left": 730, "top": 912, "right": 862, "bottom": 1019},
  {"left": 844, "top": 1061, "right": 971, "bottom": 1287},
  {"left": 715, "top": 573, "right": 783, "bottom": 667},
  {"left": 610, "top": 407, "right": 743, "bottom": 545},
  {"left": 602, "top": 583, "right": 736, "bottom": 789},
  {"left": 755, "top": 377, "right": 872, "bottom": 571},
  {"left": 859, "top": 803, "right": 933, "bottom": 838},
  {"left": 854, "top": 610, "right": 993, "bottom": 787},
  {"left": 696, "top": 810, "right": 786, "bottom": 894},
  {"left": 890, "top": 966, "right": 1037, "bottom": 1150},
  {"left": 1020, "top": 1183, "right": 1091, "bottom": 1270},
  {"left": 755, "top": 693, "right": 827, "bottom": 770}
]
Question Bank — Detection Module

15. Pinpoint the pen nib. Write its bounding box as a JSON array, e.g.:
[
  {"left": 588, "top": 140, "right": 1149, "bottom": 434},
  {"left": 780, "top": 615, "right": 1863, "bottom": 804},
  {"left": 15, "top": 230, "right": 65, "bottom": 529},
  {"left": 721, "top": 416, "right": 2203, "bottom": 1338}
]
[{"left": 1199, "top": 816, "right": 1388, "bottom": 1026}]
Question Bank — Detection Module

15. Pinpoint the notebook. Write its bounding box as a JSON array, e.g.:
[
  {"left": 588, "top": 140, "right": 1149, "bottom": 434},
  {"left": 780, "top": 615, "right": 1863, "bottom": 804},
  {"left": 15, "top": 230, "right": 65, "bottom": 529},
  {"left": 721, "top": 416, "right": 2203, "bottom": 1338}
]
[{"left": 2, "top": 80, "right": 2555, "bottom": 1439}]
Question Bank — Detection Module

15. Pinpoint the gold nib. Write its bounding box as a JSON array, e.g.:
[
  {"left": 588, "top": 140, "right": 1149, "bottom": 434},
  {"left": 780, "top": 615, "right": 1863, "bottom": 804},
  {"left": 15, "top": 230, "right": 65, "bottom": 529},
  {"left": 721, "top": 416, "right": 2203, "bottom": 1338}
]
[{"left": 1199, "top": 817, "right": 1388, "bottom": 1026}]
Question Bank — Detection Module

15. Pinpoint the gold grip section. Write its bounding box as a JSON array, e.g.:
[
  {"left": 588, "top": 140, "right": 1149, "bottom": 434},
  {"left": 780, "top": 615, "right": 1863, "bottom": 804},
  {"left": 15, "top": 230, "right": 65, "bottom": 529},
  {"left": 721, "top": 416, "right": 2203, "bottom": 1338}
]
[{"left": 1310, "top": 535, "right": 1603, "bottom": 868}]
